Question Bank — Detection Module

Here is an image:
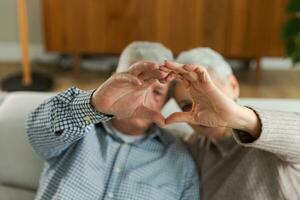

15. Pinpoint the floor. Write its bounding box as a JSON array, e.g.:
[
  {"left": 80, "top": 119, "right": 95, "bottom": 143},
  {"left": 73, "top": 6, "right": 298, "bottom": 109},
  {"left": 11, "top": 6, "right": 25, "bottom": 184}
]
[{"left": 0, "top": 62, "right": 299, "bottom": 99}]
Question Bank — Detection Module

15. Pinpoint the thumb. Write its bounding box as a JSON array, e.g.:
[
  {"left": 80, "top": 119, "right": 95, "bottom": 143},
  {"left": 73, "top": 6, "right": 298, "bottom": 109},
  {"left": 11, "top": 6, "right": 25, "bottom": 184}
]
[
  {"left": 164, "top": 60, "right": 185, "bottom": 70},
  {"left": 165, "top": 112, "right": 194, "bottom": 124},
  {"left": 114, "top": 73, "right": 142, "bottom": 86},
  {"left": 135, "top": 106, "right": 166, "bottom": 127}
]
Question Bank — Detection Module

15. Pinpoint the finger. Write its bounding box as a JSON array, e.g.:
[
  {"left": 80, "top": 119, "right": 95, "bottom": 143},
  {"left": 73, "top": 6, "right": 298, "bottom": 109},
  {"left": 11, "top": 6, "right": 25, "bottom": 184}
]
[
  {"left": 159, "top": 72, "right": 176, "bottom": 84},
  {"left": 158, "top": 79, "right": 168, "bottom": 84},
  {"left": 165, "top": 112, "right": 194, "bottom": 124},
  {"left": 114, "top": 73, "right": 142, "bottom": 86},
  {"left": 182, "top": 64, "right": 199, "bottom": 72},
  {"left": 162, "top": 63, "right": 195, "bottom": 87},
  {"left": 138, "top": 65, "right": 168, "bottom": 82},
  {"left": 182, "top": 78, "right": 191, "bottom": 88},
  {"left": 171, "top": 64, "right": 198, "bottom": 82},
  {"left": 129, "top": 61, "right": 159, "bottom": 76},
  {"left": 159, "top": 65, "right": 172, "bottom": 73},
  {"left": 139, "top": 70, "right": 165, "bottom": 83},
  {"left": 194, "top": 67, "right": 212, "bottom": 84},
  {"left": 164, "top": 60, "right": 185, "bottom": 70},
  {"left": 142, "top": 78, "right": 158, "bottom": 87},
  {"left": 181, "top": 72, "right": 198, "bottom": 82},
  {"left": 138, "top": 106, "right": 166, "bottom": 127},
  {"left": 139, "top": 70, "right": 157, "bottom": 80},
  {"left": 165, "top": 72, "right": 176, "bottom": 81},
  {"left": 182, "top": 64, "right": 210, "bottom": 83},
  {"left": 174, "top": 74, "right": 191, "bottom": 88},
  {"left": 165, "top": 61, "right": 198, "bottom": 81},
  {"left": 182, "top": 64, "right": 209, "bottom": 82},
  {"left": 159, "top": 65, "right": 175, "bottom": 80}
]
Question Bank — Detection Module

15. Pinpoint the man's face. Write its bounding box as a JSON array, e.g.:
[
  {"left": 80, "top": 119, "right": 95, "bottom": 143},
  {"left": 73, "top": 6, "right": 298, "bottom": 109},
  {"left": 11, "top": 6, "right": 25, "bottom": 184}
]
[
  {"left": 131, "top": 81, "right": 169, "bottom": 127},
  {"left": 173, "top": 72, "right": 239, "bottom": 139},
  {"left": 113, "top": 80, "right": 169, "bottom": 133}
]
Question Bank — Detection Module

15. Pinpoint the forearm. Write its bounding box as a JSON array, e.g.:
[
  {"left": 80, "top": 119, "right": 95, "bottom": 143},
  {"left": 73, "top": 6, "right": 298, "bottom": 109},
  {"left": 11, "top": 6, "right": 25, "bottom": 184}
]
[
  {"left": 26, "top": 87, "right": 112, "bottom": 160},
  {"left": 232, "top": 107, "right": 300, "bottom": 163}
]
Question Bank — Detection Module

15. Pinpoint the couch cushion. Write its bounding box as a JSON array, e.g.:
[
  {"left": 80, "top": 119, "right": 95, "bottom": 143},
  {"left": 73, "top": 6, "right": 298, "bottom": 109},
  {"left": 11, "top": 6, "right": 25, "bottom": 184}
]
[
  {"left": 0, "top": 91, "right": 300, "bottom": 192},
  {"left": 0, "top": 185, "right": 35, "bottom": 200},
  {"left": 239, "top": 98, "right": 300, "bottom": 112},
  {"left": 0, "top": 92, "right": 55, "bottom": 190},
  {"left": 0, "top": 93, "right": 6, "bottom": 105}
]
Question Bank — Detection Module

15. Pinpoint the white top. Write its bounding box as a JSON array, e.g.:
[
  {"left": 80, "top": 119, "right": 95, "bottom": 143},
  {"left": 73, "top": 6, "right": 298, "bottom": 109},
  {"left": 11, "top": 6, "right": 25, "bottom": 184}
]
[{"left": 103, "top": 122, "right": 145, "bottom": 143}]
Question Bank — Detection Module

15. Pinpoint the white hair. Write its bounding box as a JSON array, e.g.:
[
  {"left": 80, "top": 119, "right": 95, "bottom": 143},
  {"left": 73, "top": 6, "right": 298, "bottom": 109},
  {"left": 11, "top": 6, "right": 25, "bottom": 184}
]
[
  {"left": 117, "top": 41, "right": 174, "bottom": 72},
  {"left": 176, "top": 47, "right": 233, "bottom": 81}
]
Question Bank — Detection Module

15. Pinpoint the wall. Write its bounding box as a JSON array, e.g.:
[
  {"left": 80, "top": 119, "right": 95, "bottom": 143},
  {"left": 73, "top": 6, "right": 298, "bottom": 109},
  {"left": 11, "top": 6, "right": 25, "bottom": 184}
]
[{"left": 0, "top": 0, "right": 43, "bottom": 61}]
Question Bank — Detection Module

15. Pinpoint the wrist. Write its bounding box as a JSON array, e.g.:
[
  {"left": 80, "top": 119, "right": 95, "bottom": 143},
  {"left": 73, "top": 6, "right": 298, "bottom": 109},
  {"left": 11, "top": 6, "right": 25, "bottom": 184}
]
[
  {"left": 70, "top": 89, "right": 113, "bottom": 126},
  {"left": 232, "top": 105, "right": 261, "bottom": 138},
  {"left": 90, "top": 89, "right": 114, "bottom": 116}
]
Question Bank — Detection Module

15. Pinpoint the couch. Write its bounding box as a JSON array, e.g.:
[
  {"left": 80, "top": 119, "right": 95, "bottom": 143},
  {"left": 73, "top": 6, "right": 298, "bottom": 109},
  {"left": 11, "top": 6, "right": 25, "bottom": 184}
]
[{"left": 1, "top": 91, "right": 300, "bottom": 200}]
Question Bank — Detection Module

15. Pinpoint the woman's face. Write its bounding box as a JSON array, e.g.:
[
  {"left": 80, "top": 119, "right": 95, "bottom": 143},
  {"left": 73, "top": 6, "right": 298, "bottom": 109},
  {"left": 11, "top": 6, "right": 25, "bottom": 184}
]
[{"left": 173, "top": 73, "right": 239, "bottom": 139}]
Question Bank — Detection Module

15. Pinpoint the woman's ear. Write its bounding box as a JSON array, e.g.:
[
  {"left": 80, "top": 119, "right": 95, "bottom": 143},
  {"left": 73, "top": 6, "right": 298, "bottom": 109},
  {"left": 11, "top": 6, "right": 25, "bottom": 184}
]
[{"left": 228, "top": 75, "right": 240, "bottom": 100}]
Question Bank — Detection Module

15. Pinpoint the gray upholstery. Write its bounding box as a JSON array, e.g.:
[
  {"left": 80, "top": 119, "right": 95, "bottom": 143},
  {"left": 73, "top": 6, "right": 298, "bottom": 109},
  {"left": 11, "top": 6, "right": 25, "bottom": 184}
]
[
  {"left": 0, "top": 185, "right": 35, "bottom": 200},
  {"left": 0, "top": 91, "right": 300, "bottom": 199},
  {"left": 0, "top": 93, "right": 6, "bottom": 105},
  {"left": 0, "top": 92, "right": 55, "bottom": 193}
]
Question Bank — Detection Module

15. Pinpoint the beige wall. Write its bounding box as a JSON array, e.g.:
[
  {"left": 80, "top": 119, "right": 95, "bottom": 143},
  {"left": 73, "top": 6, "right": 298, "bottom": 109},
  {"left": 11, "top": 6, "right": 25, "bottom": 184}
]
[{"left": 0, "top": 0, "right": 42, "bottom": 44}]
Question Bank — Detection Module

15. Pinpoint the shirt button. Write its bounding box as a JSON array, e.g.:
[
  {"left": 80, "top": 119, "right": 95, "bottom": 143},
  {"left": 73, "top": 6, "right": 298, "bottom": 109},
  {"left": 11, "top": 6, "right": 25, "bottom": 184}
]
[
  {"left": 108, "top": 192, "right": 114, "bottom": 198},
  {"left": 115, "top": 167, "right": 121, "bottom": 173},
  {"left": 55, "top": 129, "right": 64, "bottom": 136},
  {"left": 123, "top": 143, "right": 129, "bottom": 148},
  {"left": 84, "top": 116, "right": 91, "bottom": 123}
]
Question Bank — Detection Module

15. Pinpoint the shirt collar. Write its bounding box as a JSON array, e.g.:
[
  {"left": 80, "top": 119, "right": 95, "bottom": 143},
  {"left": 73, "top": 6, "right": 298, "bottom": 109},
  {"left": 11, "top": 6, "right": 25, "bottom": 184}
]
[
  {"left": 100, "top": 122, "right": 169, "bottom": 146},
  {"left": 145, "top": 124, "right": 169, "bottom": 146}
]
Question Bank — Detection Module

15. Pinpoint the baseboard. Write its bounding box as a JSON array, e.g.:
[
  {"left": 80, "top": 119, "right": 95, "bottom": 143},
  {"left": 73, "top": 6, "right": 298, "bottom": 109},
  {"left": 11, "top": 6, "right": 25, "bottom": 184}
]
[
  {"left": 260, "top": 57, "right": 295, "bottom": 70},
  {"left": 0, "top": 42, "right": 44, "bottom": 62}
]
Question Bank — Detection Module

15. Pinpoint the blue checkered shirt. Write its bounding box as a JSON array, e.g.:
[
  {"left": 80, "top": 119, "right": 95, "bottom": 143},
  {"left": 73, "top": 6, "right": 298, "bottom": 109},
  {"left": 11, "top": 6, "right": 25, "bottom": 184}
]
[{"left": 26, "top": 87, "right": 199, "bottom": 200}]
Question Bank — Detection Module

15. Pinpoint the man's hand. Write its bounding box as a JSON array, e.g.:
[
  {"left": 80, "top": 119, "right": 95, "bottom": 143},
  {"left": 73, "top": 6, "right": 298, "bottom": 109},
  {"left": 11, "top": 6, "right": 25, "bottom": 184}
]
[
  {"left": 161, "top": 61, "right": 261, "bottom": 137},
  {"left": 91, "top": 61, "right": 174, "bottom": 127}
]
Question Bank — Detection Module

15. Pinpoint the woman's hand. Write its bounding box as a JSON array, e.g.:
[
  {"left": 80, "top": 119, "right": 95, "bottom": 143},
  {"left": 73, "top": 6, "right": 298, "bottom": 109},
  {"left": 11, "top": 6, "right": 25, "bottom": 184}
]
[{"left": 162, "top": 61, "right": 261, "bottom": 137}]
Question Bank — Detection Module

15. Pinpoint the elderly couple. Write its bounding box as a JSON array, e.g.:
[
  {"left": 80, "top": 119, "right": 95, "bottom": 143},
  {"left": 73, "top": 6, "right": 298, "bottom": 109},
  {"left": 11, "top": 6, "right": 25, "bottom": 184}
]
[{"left": 27, "top": 42, "right": 300, "bottom": 200}]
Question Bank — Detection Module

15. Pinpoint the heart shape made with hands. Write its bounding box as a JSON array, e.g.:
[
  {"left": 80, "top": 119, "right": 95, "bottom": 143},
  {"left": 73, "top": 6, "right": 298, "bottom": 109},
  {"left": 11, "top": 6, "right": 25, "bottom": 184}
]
[
  {"left": 92, "top": 60, "right": 238, "bottom": 129},
  {"left": 92, "top": 61, "right": 175, "bottom": 127},
  {"left": 160, "top": 60, "right": 238, "bottom": 129}
]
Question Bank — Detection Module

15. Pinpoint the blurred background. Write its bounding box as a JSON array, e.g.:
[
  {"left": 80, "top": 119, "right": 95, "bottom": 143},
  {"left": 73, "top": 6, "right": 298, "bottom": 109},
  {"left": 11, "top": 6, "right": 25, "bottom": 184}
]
[
  {"left": 1, "top": 2, "right": 300, "bottom": 199},
  {"left": 0, "top": 0, "right": 299, "bottom": 98}
]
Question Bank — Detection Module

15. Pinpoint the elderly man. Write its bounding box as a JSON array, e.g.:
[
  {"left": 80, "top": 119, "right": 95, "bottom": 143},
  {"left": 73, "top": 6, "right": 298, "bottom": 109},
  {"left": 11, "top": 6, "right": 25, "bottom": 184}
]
[
  {"left": 162, "top": 48, "right": 300, "bottom": 200},
  {"left": 26, "top": 42, "right": 199, "bottom": 200}
]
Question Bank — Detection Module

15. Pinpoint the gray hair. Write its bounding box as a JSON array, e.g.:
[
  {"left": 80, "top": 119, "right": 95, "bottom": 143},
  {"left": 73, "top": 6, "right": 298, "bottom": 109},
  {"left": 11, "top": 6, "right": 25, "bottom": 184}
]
[
  {"left": 176, "top": 47, "right": 232, "bottom": 82},
  {"left": 117, "top": 41, "right": 174, "bottom": 72}
]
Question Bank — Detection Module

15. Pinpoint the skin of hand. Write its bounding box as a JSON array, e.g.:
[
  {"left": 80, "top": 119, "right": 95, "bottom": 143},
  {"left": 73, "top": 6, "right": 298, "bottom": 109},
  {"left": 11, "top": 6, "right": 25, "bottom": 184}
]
[
  {"left": 91, "top": 61, "right": 175, "bottom": 127},
  {"left": 161, "top": 61, "right": 261, "bottom": 138}
]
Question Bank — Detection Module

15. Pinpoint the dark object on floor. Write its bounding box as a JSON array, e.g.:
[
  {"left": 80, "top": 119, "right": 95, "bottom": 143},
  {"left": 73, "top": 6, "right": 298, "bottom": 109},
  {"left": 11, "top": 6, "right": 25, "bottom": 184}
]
[{"left": 1, "top": 71, "right": 53, "bottom": 92}]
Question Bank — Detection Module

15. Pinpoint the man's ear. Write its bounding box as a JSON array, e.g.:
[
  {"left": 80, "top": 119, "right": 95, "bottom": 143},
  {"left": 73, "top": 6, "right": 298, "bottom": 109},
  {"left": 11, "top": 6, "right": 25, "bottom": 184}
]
[{"left": 228, "top": 75, "right": 240, "bottom": 99}]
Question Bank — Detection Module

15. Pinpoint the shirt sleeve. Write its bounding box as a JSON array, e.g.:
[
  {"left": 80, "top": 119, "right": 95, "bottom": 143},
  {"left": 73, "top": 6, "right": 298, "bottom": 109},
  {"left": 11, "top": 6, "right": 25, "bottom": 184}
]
[
  {"left": 233, "top": 107, "right": 300, "bottom": 164},
  {"left": 26, "top": 87, "right": 113, "bottom": 160}
]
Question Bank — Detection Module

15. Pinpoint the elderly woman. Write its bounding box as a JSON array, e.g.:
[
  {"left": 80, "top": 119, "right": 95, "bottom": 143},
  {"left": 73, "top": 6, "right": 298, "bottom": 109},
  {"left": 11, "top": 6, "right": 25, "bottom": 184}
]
[{"left": 162, "top": 48, "right": 300, "bottom": 200}]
